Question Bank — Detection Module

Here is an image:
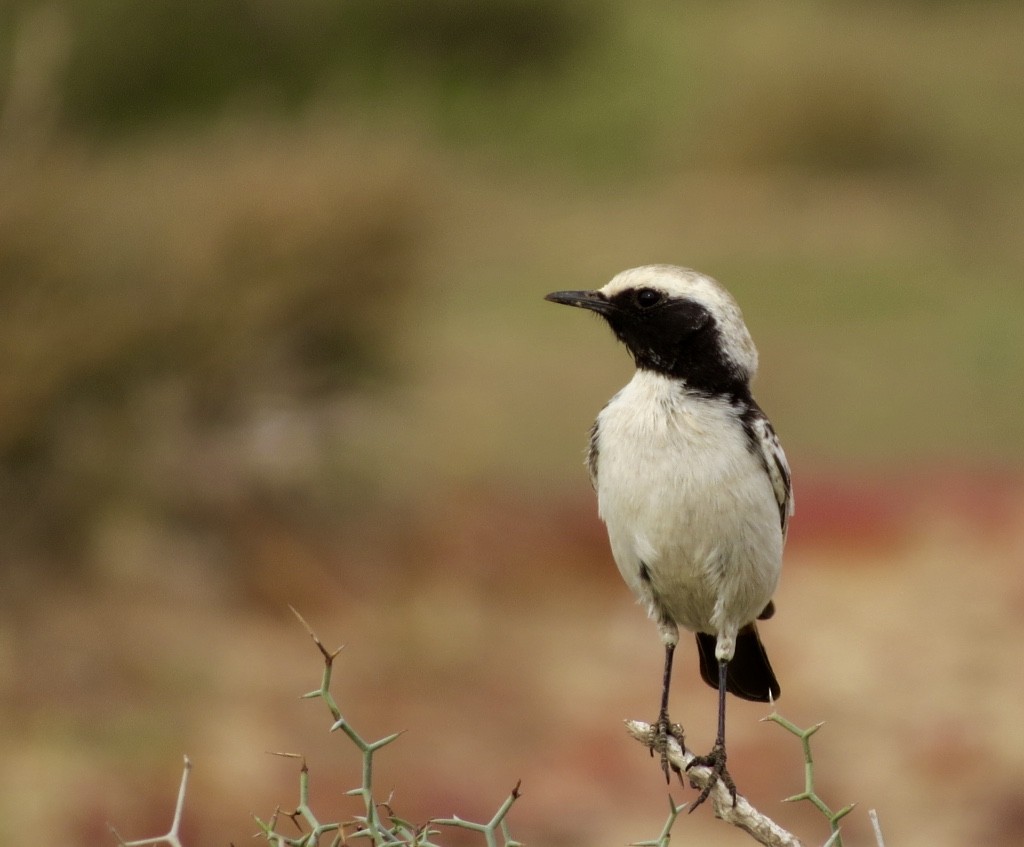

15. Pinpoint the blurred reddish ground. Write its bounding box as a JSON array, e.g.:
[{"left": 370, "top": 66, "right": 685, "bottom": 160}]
[{"left": 4, "top": 469, "right": 1024, "bottom": 846}]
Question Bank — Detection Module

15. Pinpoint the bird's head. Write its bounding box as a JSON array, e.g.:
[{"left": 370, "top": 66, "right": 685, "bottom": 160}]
[{"left": 545, "top": 265, "right": 758, "bottom": 395}]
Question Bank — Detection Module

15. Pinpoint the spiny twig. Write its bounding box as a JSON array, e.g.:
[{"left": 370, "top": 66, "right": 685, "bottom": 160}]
[
  {"left": 109, "top": 755, "right": 192, "bottom": 847},
  {"left": 764, "top": 713, "right": 855, "bottom": 846},
  {"left": 251, "top": 609, "right": 523, "bottom": 846}
]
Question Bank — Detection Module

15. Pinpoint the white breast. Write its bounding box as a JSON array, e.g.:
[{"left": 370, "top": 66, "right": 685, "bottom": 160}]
[{"left": 594, "top": 370, "right": 782, "bottom": 636}]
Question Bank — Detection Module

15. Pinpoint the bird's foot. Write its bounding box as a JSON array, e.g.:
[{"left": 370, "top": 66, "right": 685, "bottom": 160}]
[
  {"left": 685, "top": 742, "right": 737, "bottom": 811},
  {"left": 648, "top": 715, "right": 686, "bottom": 784}
]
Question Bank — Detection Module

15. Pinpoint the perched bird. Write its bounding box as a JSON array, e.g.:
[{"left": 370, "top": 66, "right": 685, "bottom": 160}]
[{"left": 545, "top": 265, "right": 793, "bottom": 808}]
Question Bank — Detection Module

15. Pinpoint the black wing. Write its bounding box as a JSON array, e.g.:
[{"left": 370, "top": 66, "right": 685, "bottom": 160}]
[
  {"left": 743, "top": 403, "right": 794, "bottom": 537},
  {"left": 586, "top": 417, "right": 600, "bottom": 490}
]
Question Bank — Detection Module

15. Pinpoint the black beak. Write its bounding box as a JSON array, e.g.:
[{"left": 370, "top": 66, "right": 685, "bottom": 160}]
[{"left": 544, "top": 289, "right": 613, "bottom": 315}]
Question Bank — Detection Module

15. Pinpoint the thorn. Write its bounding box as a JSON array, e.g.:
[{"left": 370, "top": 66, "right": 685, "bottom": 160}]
[
  {"left": 371, "top": 730, "right": 404, "bottom": 748},
  {"left": 289, "top": 604, "right": 310, "bottom": 629},
  {"left": 834, "top": 802, "right": 857, "bottom": 821},
  {"left": 285, "top": 809, "right": 304, "bottom": 831},
  {"left": 822, "top": 830, "right": 843, "bottom": 847},
  {"left": 869, "top": 808, "right": 886, "bottom": 847},
  {"left": 290, "top": 606, "right": 344, "bottom": 661}
]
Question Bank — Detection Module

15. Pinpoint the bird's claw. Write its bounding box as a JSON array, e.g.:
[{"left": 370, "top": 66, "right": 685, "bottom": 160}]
[
  {"left": 685, "top": 742, "right": 737, "bottom": 811},
  {"left": 649, "top": 716, "right": 686, "bottom": 784}
]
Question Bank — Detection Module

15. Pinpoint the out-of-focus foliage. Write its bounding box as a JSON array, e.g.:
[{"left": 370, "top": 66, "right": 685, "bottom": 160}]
[
  {"left": 44, "top": 0, "right": 600, "bottom": 131},
  {"left": 4, "top": 0, "right": 1021, "bottom": 177},
  {"left": 0, "top": 131, "right": 423, "bottom": 568},
  {"left": 0, "top": 0, "right": 602, "bottom": 571}
]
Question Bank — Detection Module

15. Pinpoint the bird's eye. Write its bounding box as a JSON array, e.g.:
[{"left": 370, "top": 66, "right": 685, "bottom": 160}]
[{"left": 635, "top": 288, "right": 663, "bottom": 309}]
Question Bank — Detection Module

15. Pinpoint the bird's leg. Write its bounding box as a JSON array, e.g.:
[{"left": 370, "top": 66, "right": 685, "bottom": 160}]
[
  {"left": 686, "top": 658, "right": 737, "bottom": 810},
  {"left": 650, "top": 640, "right": 685, "bottom": 783}
]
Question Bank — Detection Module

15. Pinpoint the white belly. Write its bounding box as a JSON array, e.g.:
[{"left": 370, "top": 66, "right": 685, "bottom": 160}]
[{"left": 594, "top": 371, "right": 782, "bottom": 636}]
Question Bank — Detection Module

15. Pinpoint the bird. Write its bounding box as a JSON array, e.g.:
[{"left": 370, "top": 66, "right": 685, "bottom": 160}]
[{"left": 545, "top": 265, "right": 793, "bottom": 809}]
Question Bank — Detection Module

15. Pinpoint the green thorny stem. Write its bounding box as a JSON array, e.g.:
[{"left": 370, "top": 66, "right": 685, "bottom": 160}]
[
  {"left": 113, "top": 610, "right": 522, "bottom": 847},
  {"left": 764, "top": 713, "right": 855, "bottom": 847},
  {"left": 261, "top": 607, "right": 522, "bottom": 847}
]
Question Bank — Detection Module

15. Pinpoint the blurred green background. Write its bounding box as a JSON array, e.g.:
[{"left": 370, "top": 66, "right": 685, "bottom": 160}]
[{"left": 2, "top": 2, "right": 1022, "bottom": 845}]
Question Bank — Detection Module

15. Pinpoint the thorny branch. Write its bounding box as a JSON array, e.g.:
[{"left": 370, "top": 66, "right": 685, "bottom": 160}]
[{"left": 110, "top": 610, "right": 879, "bottom": 847}]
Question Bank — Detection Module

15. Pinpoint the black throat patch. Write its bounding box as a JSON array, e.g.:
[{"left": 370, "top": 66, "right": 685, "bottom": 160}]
[{"left": 604, "top": 289, "right": 749, "bottom": 400}]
